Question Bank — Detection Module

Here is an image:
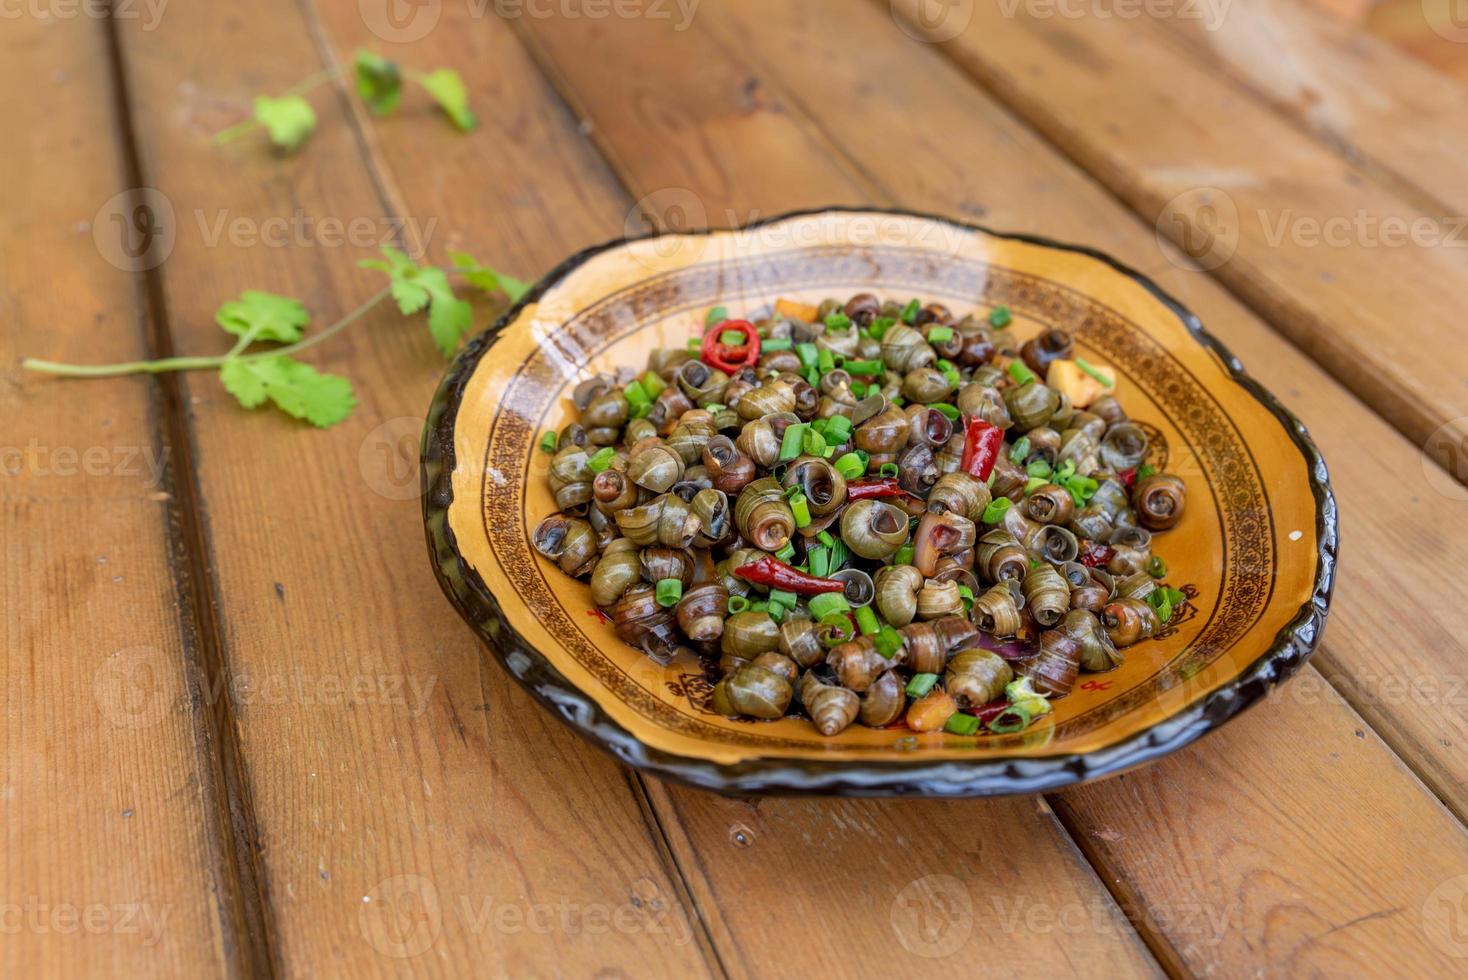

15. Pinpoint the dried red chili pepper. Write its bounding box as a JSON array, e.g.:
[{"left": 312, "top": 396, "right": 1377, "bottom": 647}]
[
  {"left": 1119, "top": 466, "right": 1138, "bottom": 489},
  {"left": 732, "top": 556, "right": 844, "bottom": 595},
  {"left": 959, "top": 417, "right": 1003, "bottom": 481},
  {"left": 845, "top": 477, "right": 914, "bottom": 501},
  {"left": 1079, "top": 542, "right": 1115, "bottom": 568},
  {"left": 700, "top": 318, "right": 761, "bottom": 374}
]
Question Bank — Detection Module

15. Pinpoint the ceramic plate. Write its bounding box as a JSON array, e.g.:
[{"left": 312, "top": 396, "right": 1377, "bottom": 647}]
[{"left": 423, "top": 209, "right": 1336, "bottom": 796}]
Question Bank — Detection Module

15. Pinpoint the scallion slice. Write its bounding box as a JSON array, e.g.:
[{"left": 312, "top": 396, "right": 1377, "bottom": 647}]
[
  {"left": 905, "top": 673, "right": 939, "bottom": 698},
  {"left": 655, "top": 578, "right": 683, "bottom": 607}
]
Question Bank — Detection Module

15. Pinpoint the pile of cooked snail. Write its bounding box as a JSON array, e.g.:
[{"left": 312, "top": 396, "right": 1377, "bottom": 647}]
[{"left": 533, "top": 294, "right": 1191, "bottom": 738}]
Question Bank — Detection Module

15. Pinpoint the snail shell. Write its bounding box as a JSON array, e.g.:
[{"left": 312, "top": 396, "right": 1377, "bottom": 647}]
[
  {"left": 733, "top": 476, "right": 796, "bottom": 553},
  {"left": 927, "top": 472, "right": 992, "bottom": 523},
  {"left": 1101, "top": 597, "right": 1160, "bottom": 648},
  {"left": 874, "top": 564, "right": 924, "bottom": 628},
  {"left": 720, "top": 610, "right": 781, "bottom": 660},
  {"left": 702, "top": 435, "right": 756, "bottom": 495},
  {"left": 800, "top": 674, "right": 860, "bottom": 736},
  {"left": 1060, "top": 608, "right": 1122, "bottom": 672},
  {"left": 1023, "top": 562, "right": 1070, "bottom": 628},
  {"left": 915, "top": 580, "right": 964, "bottom": 621},
  {"left": 946, "top": 649, "right": 1014, "bottom": 708},
  {"left": 840, "top": 499, "right": 911, "bottom": 560},
  {"left": 713, "top": 665, "right": 793, "bottom": 720},
  {"left": 976, "top": 528, "right": 1028, "bottom": 584},
  {"left": 972, "top": 581, "right": 1024, "bottom": 636},
  {"left": 1134, "top": 473, "right": 1186, "bottom": 531},
  {"left": 1003, "top": 381, "right": 1060, "bottom": 432},
  {"left": 676, "top": 581, "right": 729, "bottom": 643},
  {"left": 1100, "top": 422, "right": 1149, "bottom": 472},
  {"left": 1023, "top": 483, "right": 1076, "bottom": 526},
  {"left": 827, "top": 635, "right": 892, "bottom": 693},
  {"left": 880, "top": 324, "right": 937, "bottom": 374},
  {"left": 778, "top": 617, "right": 826, "bottom": 669},
  {"left": 1017, "top": 628, "right": 1082, "bottom": 698},
  {"left": 590, "top": 538, "right": 642, "bottom": 606},
  {"left": 859, "top": 670, "right": 906, "bottom": 727}
]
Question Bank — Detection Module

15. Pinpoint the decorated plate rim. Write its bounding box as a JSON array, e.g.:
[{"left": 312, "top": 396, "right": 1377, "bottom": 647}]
[{"left": 421, "top": 207, "right": 1338, "bottom": 798}]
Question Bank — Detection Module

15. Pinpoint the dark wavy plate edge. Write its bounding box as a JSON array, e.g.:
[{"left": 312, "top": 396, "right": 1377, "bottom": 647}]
[{"left": 420, "top": 206, "right": 1339, "bottom": 798}]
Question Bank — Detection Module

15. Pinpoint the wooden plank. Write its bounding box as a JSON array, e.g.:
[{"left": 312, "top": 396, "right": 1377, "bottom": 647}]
[
  {"left": 1365, "top": 0, "right": 1468, "bottom": 85},
  {"left": 110, "top": 5, "right": 711, "bottom": 976},
  {"left": 890, "top": 0, "right": 1468, "bottom": 483},
  {"left": 294, "top": 5, "right": 1164, "bottom": 976},
  {"left": 0, "top": 16, "right": 234, "bottom": 980},
  {"left": 1153, "top": 0, "right": 1468, "bottom": 221},
  {"left": 511, "top": 0, "right": 1468, "bottom": 972},
  {"left": 714, "top": 0, "right": 1468, "bottom": 826}
]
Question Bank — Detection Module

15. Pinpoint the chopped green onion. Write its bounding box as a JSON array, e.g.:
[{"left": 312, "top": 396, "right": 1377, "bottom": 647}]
[
  {"left": 766, "top": 602, "right": 785, "bottom": 622},
  {"left": 783, "top": 482, "right": 802, "bottom": 499},
  {"left": 686, "top": 337, "right": 702, "bottom": 355},
  {"left": 655, "top": 578, "right": 683, "bottom": 607},
  {"left": 817, "top": 530, "right": 836, "bottom": 547},
  {"left": 854, "top": 605, "right": 880, "bottom": 636},
  {"left": 989, "top": 305, "right": 1012, "bottom": 328},
  {"left": 587, "top": 447, "right": 616, "bottom": 473},
  {"left": 805, "top": 366, "right": 820, "bottom": 388},
  {"left": 1137, "top": 463, "right": 1156, "bottom": 480},
  {"left": 749, "top": 600, "right": 768, "bottom": 613},
  {"left": 879, "top": 462, "right": 900, "bottom": 478},
  {"left": 720, "top": 329, "right": 748, "bottom": 347},
  {"left": 823, "top": 415, "right": 853, "bottom": 444},
  {"left": 1007, "top": 361, "right": 1038, "bottom": 386},
  {"left": 891, "top": 396, "right": 905, "bottom": 407},
  {"left": 927, "top": 326, "right": 954, "bottom": 344},
  {"left": 1055, "top": 459, "right": 1077, "bottom": 481},
  {"left": 845, "top": 358, "right": 885, "bottom": 375},
  {"left": 807, "top": 545, "right": 831, "bottom": 579},
  {"left": 706, "top": 306, "right": 728, "bottom": 326},
  {"left": 802, "top": 429, "right": 827, "bottom": 458},
  {"left": 928, "top": 402, "right": 960, "bottom": 421},
  {"left": 726, "top": 595, "right": 750, "bottom": 614},
  {"left": 1075, "top": 357, "right": 1113, "bottom": 387},
  {"left": 817, "top": 348, "right": 836, "bottom": 375},
  {"left": 906, "top": 673, "right": 939, "bottom": 698},
  {"left": 875, "top": 625, "right": 903, "bottom": 659},
  {"left": 768, "top": 589, "right": 798, "bottom": 611},
  {"left": 778, "top": 422, "right": 809, "bottom": 462},
  {"left": 640, "top": 371, "right": 667, "bottom": 399},
  {"left": 1008, "top": 436, "right": 1030, "bottom": 463},
  {"left": 900, "top": 298, "right": 921, "bottom": 324},
  {"left": 868, "top": 315, "right": 897, "bottom": 340},
  {"left": 827, "top": 537, "right": 849, "bottom": 571},
  {"left": 824, "top": 312, "right": 851, "bottom": 332},
  {"left": 986, "top": 703, "right": 1031, "bottom": 734},
  {"left": 1024, "top": 476, "right": 1047, "bottom": 495},
  {"left": 1147, "top": 556, "right": 1168, "bottom": 579},
  {"left": 809, "top": 592, "right": 849, "bottom": 620},
  {"left": 762, "top": 337, "right": 792, "bottom": 351},
  {"left": 892, "top": 542, "right": 915, "bottom": 567},
  {"left": 775, "top": 540, "right": 796, "bottom": 562},
  {"left": 795, "top": 342, "right": 819, "bottom": 369},
  {"left": 981, "top": 497, "right": 1012, "bottom": 524},
  {"left": 849, "top": 381, "right": 867, "bottom": 399},
  {"left": 624, "top": 380, "right": 652, "bottom": 418},
  {"left": 818, "top": 611, "right": 854, "bottom": 646},
  {"left": 958, "top": 584, "right": 975, "bottom": 610},
  {"left": 1027, "top": 458, "right": 1053, "bottom": 479},
  {"left": 944, "top": 713, "right": 981, "bottom": 736},
  {"left": 790, "top": 492, "right": 812, "bottom": 528},
  {"left": 539, "top": 431, "right": 559, "bottom": 454}
]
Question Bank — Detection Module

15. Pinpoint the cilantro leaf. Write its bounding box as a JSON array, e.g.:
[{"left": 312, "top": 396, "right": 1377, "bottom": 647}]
[
  {"left": 450, "top": 251, "right": 532, "bottom": 303},
  {"left": 220, "top": 356, "right": 356, "bottom": 427},
  {"left": 354, "top": 50, "right": 402, "bottom": 116},
  {"left": 253, "top": 95, "right": 317, "bottom": 151},
  {"left": 214, "top": 291, "right": 310, "bottom": 344},
  {"left": 359, "top": 245, "right": 473, "bottom": 356},
  {"left": 416, "top": 69, "right": 477, "bottom": 132}
]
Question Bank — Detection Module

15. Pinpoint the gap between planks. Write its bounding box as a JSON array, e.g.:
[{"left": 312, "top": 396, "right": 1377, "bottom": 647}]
[{"left": 100, "top": 4, "right": 281, "bottom": 977}]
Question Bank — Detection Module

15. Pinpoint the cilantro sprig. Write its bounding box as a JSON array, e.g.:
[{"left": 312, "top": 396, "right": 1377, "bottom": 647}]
[
  {"left": 214, "top": 51, "right": 476, "bottom": 153},
  {"left": 22, "top": 247, "right": 529, "bottom": 428}
]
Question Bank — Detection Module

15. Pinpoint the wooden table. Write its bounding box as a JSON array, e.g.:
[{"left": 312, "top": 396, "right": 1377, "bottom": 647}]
[{"left": 5, "top": 1, "right": 1468, "bottom": 975}]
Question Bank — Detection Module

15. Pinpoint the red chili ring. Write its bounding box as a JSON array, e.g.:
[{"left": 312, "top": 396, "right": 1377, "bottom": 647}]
[{"left": 701, "top": 318, "right": 761, "bottom": 373}]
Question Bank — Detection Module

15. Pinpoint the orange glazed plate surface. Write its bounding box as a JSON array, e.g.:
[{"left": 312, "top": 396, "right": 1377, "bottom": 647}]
[{"left": 423, "top": 209, "right": 1337, "bottom": 796}]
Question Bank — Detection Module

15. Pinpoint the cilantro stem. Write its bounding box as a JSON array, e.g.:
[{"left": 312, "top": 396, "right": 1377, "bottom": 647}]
[
  {"left": 212, "top": 64, "right": 349, "bottom": 145},
  {"left": 23, "top": 286, "right": 393, "bottom": 379}
]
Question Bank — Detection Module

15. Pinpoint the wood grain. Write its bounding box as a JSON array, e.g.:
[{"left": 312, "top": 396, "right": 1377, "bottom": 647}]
[
  {"left": 511, "top": 0, "right": 1468, "bottom": 971},
  {"left": 109, "top": 4, "right": 710, "bottom": 976},
  {"left": 890, "top": 0, "right": 1468, "bottom": 483},
  {"left": 0, "top": 15, "right": 233, "bottom": 979},
  {"left": 1154, "top": 0, "right": 1468, "bottom": 221},
  {"left": 300, "top": 3, "right": 1162, "bottom": 975}
]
